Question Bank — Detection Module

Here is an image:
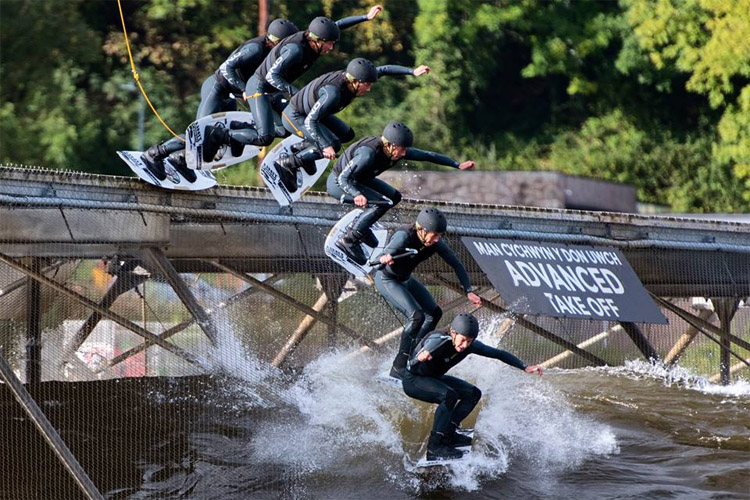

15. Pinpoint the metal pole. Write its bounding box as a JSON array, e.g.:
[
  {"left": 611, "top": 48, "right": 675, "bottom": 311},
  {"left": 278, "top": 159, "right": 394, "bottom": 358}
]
[
  {"left": 25, "top": 259, "right": 42, "bottom": 384},
  {"left": 619, "top": 322, "right": 660, "bottom": 362},
  {"left": 0, "top": 351, "right": 104, "bottom": 500}
]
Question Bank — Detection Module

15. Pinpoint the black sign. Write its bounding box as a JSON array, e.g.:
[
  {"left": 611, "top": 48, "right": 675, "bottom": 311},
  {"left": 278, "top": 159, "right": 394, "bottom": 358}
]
[{"left": 463, "top": 237, "right": 667, "bottom": 324}]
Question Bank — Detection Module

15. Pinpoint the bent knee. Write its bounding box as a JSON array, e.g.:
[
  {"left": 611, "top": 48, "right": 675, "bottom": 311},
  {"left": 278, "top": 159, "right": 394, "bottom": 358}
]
[{"left": 256, "top": 134, "right": 275, "bottom": 147}]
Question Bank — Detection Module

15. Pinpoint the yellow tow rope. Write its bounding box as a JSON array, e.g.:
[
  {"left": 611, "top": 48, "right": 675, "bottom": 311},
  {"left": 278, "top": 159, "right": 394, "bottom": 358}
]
[{"left": 117, "top": 0, "right": 184, "bottom": 142}]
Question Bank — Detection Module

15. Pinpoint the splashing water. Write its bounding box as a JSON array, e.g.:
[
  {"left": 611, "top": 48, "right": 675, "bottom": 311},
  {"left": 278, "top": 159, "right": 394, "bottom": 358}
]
[{"left": 246, "top": 332, "right": 619, "bottom": 493}]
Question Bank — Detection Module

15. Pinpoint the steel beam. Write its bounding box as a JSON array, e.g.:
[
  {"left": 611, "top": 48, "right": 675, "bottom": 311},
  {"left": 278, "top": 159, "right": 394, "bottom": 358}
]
[
  {"left": 209, "top": 260, "right": 381, "bottom": 351},
  {"left": 141, "top": 247, "right": 218, "bottom": 346},
  {"left": 0, "top": 251, "right": 207, "bottom": 369},
  {"left": 0, "top": 350, "right": 104, "bottom": 500}
]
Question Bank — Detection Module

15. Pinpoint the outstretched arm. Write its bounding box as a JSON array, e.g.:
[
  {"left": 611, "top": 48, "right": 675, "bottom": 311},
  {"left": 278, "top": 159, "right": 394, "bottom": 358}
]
[
  {"left": 470, "top": 341, "right": 544, "bottom": 375},
  {"left": 436, "top": 241, "right": 480, "bottom": 306},
  {"left": 375, "top": 64, "right": 431, "bottom": 79},
  {"left": 403, "top": 149, "right": 474, "bottom": 170},
  {"left": 336, "top": 5, "right": 382, "bottom": 30}
]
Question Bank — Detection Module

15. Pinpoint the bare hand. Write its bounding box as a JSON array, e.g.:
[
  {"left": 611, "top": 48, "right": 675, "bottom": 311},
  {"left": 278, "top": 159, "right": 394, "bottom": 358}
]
[
  {"left": 322, "top": 146, "right": 337, "bottom": 160},
  {"left": 458, "top": 160, "right": 475, "bottom": 170},
  {"left": 367, "top": 5, "right": 383, "bottom": 20},
  {"left": 417, "top": 349, "right": 432, "bottom": 362},
  {"left": 354, "top": 194, "right": 367, "bottom": 207},
  {"left": 467, "top": 292, "right": 482, "bottom": 306},
  {"left": 413, "top": 65, "right": 430, "bottom": 77},
  {"left": 525, "top": 365, "right": 543, "bottom": 376},
  {"left": 379, "top": 253, "right": 395, "bottom": 266}
]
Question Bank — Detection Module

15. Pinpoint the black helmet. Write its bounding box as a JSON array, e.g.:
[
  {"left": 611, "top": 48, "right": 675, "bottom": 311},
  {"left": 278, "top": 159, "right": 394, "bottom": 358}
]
[
  {"left": 382, "top": 121, "right": 413, "bottom": 147},
  {"left": 451, "top": 313, "right": 479, "bottom": 339},
  {"left": 346, "top": 58, "right": 378, "bottom": 83},
  {"left": 416, "top": 207, "right": 447, "bottom": 233},
  {"left": 267, "top": 19, "right": 298, "bottom": 42},
  {"left": 308, "top": 17, "right": 340, "bottom": 42}
]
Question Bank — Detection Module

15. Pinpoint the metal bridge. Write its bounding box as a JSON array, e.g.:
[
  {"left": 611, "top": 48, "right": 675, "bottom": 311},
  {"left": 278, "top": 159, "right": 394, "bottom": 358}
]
[
  {"left": 1, "top": 165, "right": 748, "bottom": 296},
  {"left": 1, "top": 165, "right": 748, "bottom": 500}
]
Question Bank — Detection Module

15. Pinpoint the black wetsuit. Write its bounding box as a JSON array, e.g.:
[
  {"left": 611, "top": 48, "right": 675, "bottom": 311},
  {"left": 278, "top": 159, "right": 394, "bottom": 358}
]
[
  {"left": 154, "top": 35, "right": 272, "bottom": 159},
  {"left": 373, "top": 225, "right": 473, "bottom": 372},
  {"left": 281, "top": 65, "right": 416, "bottom": 165},
  {"left": 327, "top": 137, "right": 462, "bottom": 233},
  {"left": 243, "top": 15, "right": 370, "bottom": 147},
  {"left": 197, "top": 35, "right": 270, "bottom": 119},
  {"left": 404, "top": 329, "right": 526, "bottom": 435}
]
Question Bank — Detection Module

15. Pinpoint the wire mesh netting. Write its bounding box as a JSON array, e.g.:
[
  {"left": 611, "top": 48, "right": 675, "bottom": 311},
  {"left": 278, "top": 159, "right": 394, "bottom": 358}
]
[{"left": 1, "top": 186, "right": 749, "bottom": 498}]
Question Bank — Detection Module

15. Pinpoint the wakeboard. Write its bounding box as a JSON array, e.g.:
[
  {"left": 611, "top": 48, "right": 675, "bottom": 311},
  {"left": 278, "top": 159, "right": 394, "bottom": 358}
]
[
  {"left": 259, "top": 135, "right": 329, "bottom": 206},
  {"left": 117, "top": 150, "right": 217, "bottom": 191},
  {"left": 185, "top": 111, "right": 261, "bottom": 171},
  {"left": 324, "top": 209, "right": 387, "bottom": 278},
  {"left": 408, "top": 429, "right": 475, "bottom": 469}
]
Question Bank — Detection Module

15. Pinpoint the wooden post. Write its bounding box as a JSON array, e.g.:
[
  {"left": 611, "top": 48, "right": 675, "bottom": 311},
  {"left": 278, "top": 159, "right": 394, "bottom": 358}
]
[
  {"left": 541, "top": 326, "right": 621, "bottom": 369},
  {"left": 664, "top": 309, "right": 714, "bottom": 365},
  {"left": 272, "top": 293, "right": 328, "bottom": 367}
]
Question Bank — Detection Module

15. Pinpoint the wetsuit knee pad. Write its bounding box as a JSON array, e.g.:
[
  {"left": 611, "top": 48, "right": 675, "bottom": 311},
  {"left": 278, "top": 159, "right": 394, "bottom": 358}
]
[
  {"left": 339, "top": 128, "right": 355, "bottom": 144},
  {"left": 409, "top": 309, "right": 426, "bottom": 331},
  {"left": 255, "top": 133, "right": 275, "bottom": 147},
  {"left": 391, "top": 190, "right": 402, "bottom": 205},
  {"left": 443, "top": 389, "right": 458, "bottom": 408},
  {"left": 470, "top": 386, "right": 482, "bottom": 404},
  {"left": 430, "top": 306, "right": 443, "bottom": 325}
]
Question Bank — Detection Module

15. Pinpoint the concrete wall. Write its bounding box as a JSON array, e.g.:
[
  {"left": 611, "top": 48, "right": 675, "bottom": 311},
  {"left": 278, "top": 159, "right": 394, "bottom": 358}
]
[{"left": 379, "top": 170, "right": 637, "bottom": 212}]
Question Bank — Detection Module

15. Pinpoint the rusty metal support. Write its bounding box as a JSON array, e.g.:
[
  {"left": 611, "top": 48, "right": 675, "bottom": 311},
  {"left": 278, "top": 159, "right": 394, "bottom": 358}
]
[
  {"left": 69, "top": 260, "right": 147, "bottom": 353},
  {"left": 0, "top": 259, "right": 65, "bottom": 299},
  {"left": 318, "top": 274, "right": 347, "bottom": 349},
  {"left": 209, "top": 260, "right": 381, "bottom": 351},
  {"left": 0, "top": 251, "right": 206, "bottom": 369},
  {"left": 652, "top": 295, "right": 750, "bottom": 374},
  {"left": 714, "top": 298, "right": 740, "bottom": 385},
  {"left": 141, "top": 247, "right": 219, "bottom": 345},
  {"left": 106, "top": 274, "right": 282, "bottom": 370},
  {"left": 25, "top": 259, "right": 42, "bottom": 384},
  {"left": 428, "top": 274, "right": 609, "bottom": 366},
  {"left": 619, "top": 322, "right": 660, "bottom": 362},
  {"left": 0, "top": 350, "right": 104, "bottom": 500}
]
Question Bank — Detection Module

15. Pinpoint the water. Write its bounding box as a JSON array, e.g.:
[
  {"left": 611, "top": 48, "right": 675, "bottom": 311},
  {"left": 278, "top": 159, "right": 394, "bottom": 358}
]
[{"left": 1, "top": 343, "right": 748, "bottom": 499}]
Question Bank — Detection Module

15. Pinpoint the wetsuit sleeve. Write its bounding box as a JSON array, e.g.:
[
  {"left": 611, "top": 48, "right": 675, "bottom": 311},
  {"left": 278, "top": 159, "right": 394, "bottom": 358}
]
[
  {"left": 337, "top": 146, "right": 376, "bottom": 198},
  {"left": 403, "top": 147, "right": 460, "bottom": 168},
  {"left": 469, "top": 341, "right": 527, "bottom": 370},
  {"left": 266, "top": 44, "right": 302, "bottom": 96},
  {"left": 335, "top": 15, "right": 369, "bottom": 30},
  {"left": 436, "top": 240, "right": 472, "bottom": 294},
  {"left": 220, "top": 43, "right": 264, "bottom": 95},
  {"left": 303, "top": 84, "right": 342, "bottom": 149},
  {"left": 375, "top": 65, "right": 416, "bottom": 78},
  {"left": 381, "top": 230, "right": 410, "bottom": 257}
]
